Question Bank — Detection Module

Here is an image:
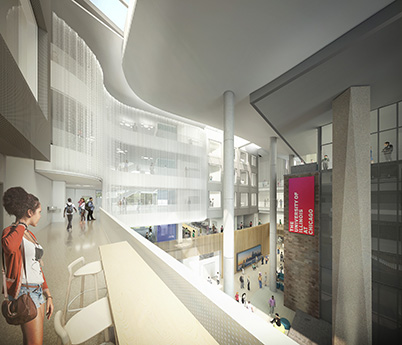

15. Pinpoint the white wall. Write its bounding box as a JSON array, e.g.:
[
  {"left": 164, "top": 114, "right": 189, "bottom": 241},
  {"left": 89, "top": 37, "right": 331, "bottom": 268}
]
[
  {"left": 66, "top": 188, "right": 96, "bottom": 205},
  {"left": 3, "top": 156, "right": 52, "bottom": 231},
  {"left": 52, "top": 181, "right": 66, "bottom": 223},
  {"left": 182, "top": 252, "right": 221, "bottom": 282},
  {"left": 258, "top": 213, "right": 270, "bottom": 225}
]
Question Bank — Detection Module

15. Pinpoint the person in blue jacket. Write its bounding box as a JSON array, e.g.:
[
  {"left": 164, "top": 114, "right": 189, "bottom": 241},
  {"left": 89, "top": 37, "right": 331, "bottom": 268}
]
[{"left": 86, "top": 197, "right": 95, "bottom": 221}]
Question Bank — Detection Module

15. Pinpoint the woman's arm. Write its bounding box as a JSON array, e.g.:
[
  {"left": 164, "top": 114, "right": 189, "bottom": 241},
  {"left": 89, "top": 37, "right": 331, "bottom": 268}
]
[
  {"left": 1, "top": 225, "right": 25, "bottom": 254},
  {"left": 42, "top": 288, "right": 54, "bottom": 320}
]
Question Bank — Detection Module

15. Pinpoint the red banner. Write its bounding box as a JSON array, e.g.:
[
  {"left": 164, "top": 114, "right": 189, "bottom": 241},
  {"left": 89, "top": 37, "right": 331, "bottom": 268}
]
[{"left": 289, "top": 176, "right": 315, "bottom": 236}]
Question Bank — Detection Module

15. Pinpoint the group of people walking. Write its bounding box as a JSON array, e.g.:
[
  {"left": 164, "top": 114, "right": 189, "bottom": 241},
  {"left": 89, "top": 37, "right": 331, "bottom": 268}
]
[
  {"left": 234, "top": 292, "right": 254, "bottom": 312},
  {"left": 63, "top": 197, "right": 95, "bottom": 231}
]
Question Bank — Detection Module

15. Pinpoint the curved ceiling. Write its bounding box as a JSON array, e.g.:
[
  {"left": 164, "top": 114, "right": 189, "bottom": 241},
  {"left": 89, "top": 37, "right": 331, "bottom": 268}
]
[
  {"left": 122, "top": 0, "right": 394, "bottom": 156},
  {"left": 54, "top": 0, "right": 395, "bottom": 157}
]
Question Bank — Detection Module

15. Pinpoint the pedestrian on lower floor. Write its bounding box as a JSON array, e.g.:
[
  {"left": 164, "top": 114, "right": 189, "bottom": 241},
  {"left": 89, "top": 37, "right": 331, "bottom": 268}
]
[
  {"left": 245, "top": 300, "right": 254, "bottom": 313},
  {"left": 239, "top": 274, "right": 244, "bottom": 289},
  {"left": 258, "top": 272, "right": 262, "bottom": 288},
  {"left": 269, "top": 295, "right": 276, "bottom": 316},
  {"left": 247, "top": 276, "right": 250, "bottom": 291},
  {"left": 241, "top": 293, "right": 246, "bottom": 305}
]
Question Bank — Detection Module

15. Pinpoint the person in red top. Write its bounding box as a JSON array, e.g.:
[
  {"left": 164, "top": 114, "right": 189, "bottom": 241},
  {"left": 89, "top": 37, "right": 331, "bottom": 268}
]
[{"left": 2, "top": 187, "right": 54, "bottom": 345}]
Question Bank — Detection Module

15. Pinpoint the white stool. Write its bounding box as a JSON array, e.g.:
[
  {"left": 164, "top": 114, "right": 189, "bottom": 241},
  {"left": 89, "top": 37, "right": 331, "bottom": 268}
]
[
  {"left": 63, "top": 257, "right": 103, "bottom": 322},
  {"left": 55, "top": 297, "right": 114, "bottom": 345}
]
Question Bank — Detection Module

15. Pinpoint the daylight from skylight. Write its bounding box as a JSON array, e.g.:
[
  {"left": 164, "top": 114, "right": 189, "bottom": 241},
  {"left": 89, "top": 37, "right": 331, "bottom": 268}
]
[{"left": 89, "top": 0, "right": 128, "bottom": 31}]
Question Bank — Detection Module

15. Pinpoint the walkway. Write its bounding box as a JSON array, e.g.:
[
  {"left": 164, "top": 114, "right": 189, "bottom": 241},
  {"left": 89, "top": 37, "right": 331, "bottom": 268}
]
[
  {"left": 0, "top": 213, "right": 110, "bottom": 345},
  {"left": 1, "top": 214, "right": 297, "bottom": 344}
]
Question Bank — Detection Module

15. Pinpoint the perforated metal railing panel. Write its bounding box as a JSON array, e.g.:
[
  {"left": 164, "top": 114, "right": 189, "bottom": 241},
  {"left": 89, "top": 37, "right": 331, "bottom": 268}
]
[{"left": 101, "top": 210, "right": 263, "bottom": 345}]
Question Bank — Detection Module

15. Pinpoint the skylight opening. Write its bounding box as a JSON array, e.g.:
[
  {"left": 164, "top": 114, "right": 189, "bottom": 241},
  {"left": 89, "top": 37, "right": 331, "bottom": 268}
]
[{"left": 89, "top": 0, "right": 129, "bottom": 31}]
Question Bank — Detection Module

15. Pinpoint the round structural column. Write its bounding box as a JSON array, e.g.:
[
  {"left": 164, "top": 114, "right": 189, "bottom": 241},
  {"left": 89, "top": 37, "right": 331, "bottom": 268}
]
[
  {"left": 223, "top": 90, "right": 235, "bottom": 298},
  {"left": 270, "top": 136, "right": 278, "bottom": 292},
  {"left": 288, "top": 154, "right": 295, "bottom": 174}
]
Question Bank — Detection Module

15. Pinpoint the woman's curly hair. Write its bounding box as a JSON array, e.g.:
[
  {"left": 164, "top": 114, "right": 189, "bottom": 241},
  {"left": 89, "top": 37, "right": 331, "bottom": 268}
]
[{"left": 3, "top": 187, "right": 40, "bottom": 220}]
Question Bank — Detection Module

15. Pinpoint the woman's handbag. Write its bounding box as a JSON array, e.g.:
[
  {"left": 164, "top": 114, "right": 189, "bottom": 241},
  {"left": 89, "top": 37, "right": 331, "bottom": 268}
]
[
  {"left": 2, "top": 236, "right": 38, "bottom": 325},
  {"left": 2, "top": 293, "right": 37, "bottom": 325}
]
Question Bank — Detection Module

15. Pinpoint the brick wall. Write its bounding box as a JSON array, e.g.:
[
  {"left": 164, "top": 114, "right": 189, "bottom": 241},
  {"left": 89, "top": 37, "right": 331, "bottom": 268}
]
[{"left": 284, "top": 172, "right": 320, "bottom": 318}]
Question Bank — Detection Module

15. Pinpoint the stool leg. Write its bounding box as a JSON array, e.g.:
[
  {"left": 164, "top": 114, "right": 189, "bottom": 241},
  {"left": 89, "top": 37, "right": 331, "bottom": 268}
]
[
  {"left": 94, "top": 274, "right": 99, "bottom": 300},
  {"left": 80, "top": 276, "right": 85, "bottom": 308},
  {"left": 63, "top": 275, "right": 73, "bottom": 323},
  {"left": 104, "top": 327, "right": 111, "bottom": 342}
]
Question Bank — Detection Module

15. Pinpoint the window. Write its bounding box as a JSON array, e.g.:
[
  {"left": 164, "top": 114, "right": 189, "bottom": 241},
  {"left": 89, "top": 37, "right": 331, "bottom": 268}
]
[
  {"left": 240, "top": 151, "right": 248, "bottom": 164},
  {"left": 371, "top": 110, "right": 378, "bottom": 133},
  {"left": 251, "top": 193, "right": 257, "bottom": 206},
  {"left": 208, "top": 140, "right": 222, "bottom": 158},
  {"left": 209, "top": 191, "right": 221, "bottom": 208},
  {"left": 240, "top": 193, "right": 248, "bottom": 207},
  {"left": 156, "top": 123, "right": 177, "bottom": 140},
  {"left": 240, "top": 171, "right": 248, "bottom": 185},
  {"left": 379, "top": 130, "right": 396, "bottom": 163},
  {"left": 209, "top": 165, "right": 221, "bottom": 182},
  {"left": 322, "top": 124, "right": 333, "bottom": 145},
  {"left": 379, "top": 104, "right": 397, "bottom": 131},
  {"left": 251, "top": 155, "right": 257, "bottom": 166},
  {"left": 251, "top": 173, "right": 257, "bottom": 187}
]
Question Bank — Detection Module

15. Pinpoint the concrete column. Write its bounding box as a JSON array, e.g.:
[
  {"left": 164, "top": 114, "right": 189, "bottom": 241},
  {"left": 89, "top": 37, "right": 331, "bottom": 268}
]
[
  {"left": 288, "top": 154, "right": 295, "bottom": 174},
  {"left": 254, "top": 213, "right": 258, "bottom": 227},
  {"left": 332, "top": 87, "right": 371, "bottom": 345},
  {"left": 52, "top": 181, "right": 66, "bottom": 223},
  {"left": 223, "top": 90, "right": 235, "bottom": 298},
  {"left": 177, "top": 223, "right": 183, "bottom": 243},
  {"left": 269, "top": 137, "right": 277, "bottom": 292}
]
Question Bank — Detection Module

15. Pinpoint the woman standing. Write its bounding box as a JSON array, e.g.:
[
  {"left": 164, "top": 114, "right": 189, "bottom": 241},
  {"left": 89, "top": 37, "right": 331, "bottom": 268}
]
[
  {"left": 78, "top": 197, "right": 86, "bottom": 222},
  {"left": 2, "top": 187, "right": 54, "bottom": 345}
]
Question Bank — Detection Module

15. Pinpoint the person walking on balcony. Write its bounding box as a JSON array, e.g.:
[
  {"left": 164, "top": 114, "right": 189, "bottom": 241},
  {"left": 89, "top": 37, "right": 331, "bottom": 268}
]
[
  {"left": 382, "top": 141, "right": 393, "bottom": 162},
  {"left": 63, "top": 198, "right": 77, "bottom": 232},
  {"left": 322, "top": 154, "right": 330, "bottom": 170},
  {"left": 78, "top": 197, "right": 86, "bottom": 222},
  {"left": 86, "top": 197, "right": 95, "bottom": 221}
]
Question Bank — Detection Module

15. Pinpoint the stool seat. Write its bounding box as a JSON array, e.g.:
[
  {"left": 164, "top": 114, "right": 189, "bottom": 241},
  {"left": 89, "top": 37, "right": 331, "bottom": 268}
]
[
  {"left": 64, "top": 257, "right": 104, "bottom": 322},
  {"left": 74, "top": 261, "right": 102, "bottom": 277},
  {"left": 55, "top": 297, "right": 114, "bottom": 345},
  {"left": 66, "top": 297, "right": 112, "bottom": 344}
]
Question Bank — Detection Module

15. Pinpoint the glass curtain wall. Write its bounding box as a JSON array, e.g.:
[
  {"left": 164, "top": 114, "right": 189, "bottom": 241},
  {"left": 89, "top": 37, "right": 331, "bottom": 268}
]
[{"left": 51, "top": 14, "right": 208, "bottom": 227}]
